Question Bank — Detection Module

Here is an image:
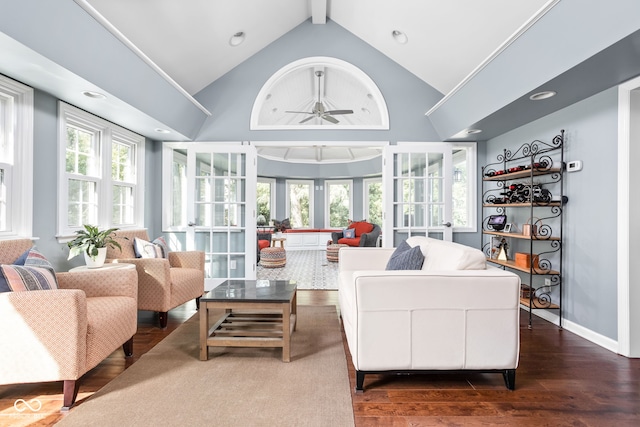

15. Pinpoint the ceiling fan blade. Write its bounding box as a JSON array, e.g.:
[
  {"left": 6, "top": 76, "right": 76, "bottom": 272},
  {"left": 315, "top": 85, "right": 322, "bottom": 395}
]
[
  {"left": 299, "top": 115, "right": 316, "bottom": 124},
  {"left": 285, "top": 110, "right": 313, "bottom": 114},
  {"left": 321, "top": 115, "right": 339, "bottom": 124},
  {"left": 325, "top": 109, "right": 354, "bottom": 115}
]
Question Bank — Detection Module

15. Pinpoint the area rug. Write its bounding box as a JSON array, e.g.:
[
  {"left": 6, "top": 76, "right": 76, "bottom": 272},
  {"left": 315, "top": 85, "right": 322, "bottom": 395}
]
[
  {"left": 56, "top": 305, "right": 354, "bottom": 427},
  {"left": 257, "top": 250, "right": 339, "bottom": 290}
]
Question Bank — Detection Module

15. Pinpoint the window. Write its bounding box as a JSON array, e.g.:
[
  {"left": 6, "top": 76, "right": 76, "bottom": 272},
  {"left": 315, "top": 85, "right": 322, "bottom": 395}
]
[
  {"left": 325, "top": 180, "right": 352, "bottom": 228},
  {"left": 58, "top": 102, "right": 144, "bottom": 237},
  {"left": 452, "top": 143, "right": 477, "bottom": 231},
  {"left": 0, "top": 75, "right": 33, "bottom": 238},
  {"left": 363, "top": 178, "right": 382, "bottom": 226},
  {"left": 257, "top": 178, "right": 276, "bottom": 224},
  {"left": 286, "top": 180, "right": 313, "bottom": 228}
]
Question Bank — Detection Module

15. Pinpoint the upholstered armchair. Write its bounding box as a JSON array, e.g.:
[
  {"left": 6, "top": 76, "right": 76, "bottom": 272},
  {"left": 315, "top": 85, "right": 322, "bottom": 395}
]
[
  {"left": 0, "top": 238, "right": 138, "bottom": 410},
  {"left": 331, "top": 221, "right": 381, "bottom": 247},
  {"left": 106, "top": 229, "right": 204, "bottom": 328}
]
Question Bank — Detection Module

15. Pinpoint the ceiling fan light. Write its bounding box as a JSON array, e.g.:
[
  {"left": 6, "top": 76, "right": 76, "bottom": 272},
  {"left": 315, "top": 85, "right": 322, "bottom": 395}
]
[
  {"left": 229, "top": 31, "right": 245, "bottom": 46},
  {"left": 391, "top": 30, "right": 408, "bottom": 44}
]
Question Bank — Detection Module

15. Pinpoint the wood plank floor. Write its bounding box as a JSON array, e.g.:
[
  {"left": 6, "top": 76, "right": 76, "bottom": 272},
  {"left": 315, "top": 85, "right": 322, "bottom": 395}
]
[{"left": 1, "top": 290, "right": 639, "bottom": 426}]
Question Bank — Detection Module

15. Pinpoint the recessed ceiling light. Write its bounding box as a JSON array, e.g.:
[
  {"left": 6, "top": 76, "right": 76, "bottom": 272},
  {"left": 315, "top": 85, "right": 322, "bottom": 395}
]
[
  {"left": 155, "top": 128, "right": 170, "bottom": 134},
  {"left": 82, "top": 90, "right": 106, "bottom": 99},
  {"left": 529, "top": 90, "right": 556, "bottom": 101},
  {"left": 229, "top": 31, "right": 245, "bottom": 46},
  {"left": 466, "top": 129, "right": 482, "bottom": 135},
  {"left": 391, "top": 30, "right": 408, "bottom": 44}
]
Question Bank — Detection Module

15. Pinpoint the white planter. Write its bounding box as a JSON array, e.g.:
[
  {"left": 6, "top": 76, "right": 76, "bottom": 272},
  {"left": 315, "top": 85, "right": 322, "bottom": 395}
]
[{"left": 84, "top": 247, "right": 107, "bottom": 268}]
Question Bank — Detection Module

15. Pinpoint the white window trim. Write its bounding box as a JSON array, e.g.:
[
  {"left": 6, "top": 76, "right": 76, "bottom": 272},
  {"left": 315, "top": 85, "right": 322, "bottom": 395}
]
[
  {"left": 363, "top": 177, "right": 382, "bottom": 224},
  {"left": 285, "top": 179, "right": 314, "bottom": 228},
  {"left": 0, "top": 75, "right": 33, "bottom": 239},
  {"left": 57, "top": 102, "right": 145, "bottom": 240},
  {"left": 324, "top": 179, "right": 353, "bottom": 228},
  {"left": 452, "top": 142, "right": 477, "bottom": 233},
  {"left": 257, "top": 177, "right": 277, "bottom": 222}
]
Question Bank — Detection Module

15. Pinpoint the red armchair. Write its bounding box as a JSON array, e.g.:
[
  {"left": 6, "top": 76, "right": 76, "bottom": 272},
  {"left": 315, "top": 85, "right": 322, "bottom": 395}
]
[{"left": 331, "top": 221, "right": 381, "bottom": 247}]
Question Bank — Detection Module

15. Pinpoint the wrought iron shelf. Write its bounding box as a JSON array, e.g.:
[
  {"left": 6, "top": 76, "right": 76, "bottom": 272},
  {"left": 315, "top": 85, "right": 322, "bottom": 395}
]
[
  {"left": 483, "top": 167, "right": 563, "bottom": 181},
  {"left": 483, "top": 202, "right": 562, "bottom": 208},
  {"left": 481, "top": 130, "right": 565, "bottom": 329},
  {"left": 483, "top": 231, "right": 560, "bottom": 241},
  {"left": 519, "top": 297, "right": 559, "bottom": 309},
  {"left": 487, "top": 258, "right": 560, "bottom": 275}
]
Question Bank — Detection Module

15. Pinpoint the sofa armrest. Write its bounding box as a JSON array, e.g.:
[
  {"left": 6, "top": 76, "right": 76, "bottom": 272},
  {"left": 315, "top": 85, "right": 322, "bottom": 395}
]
[
  {"left": 57, "top": 267, "right": 138, "bottom": 300},
  {"left": 331, "top": 231, "right": 344, "bottom": 244},
  {"left": 339, "top": 247, "right": 395, "bottom": 273},
  {"left": 168, "top": 251, "right": 204, "bottom": 270},
  {"left": 0, "top": 290, "right": 88, "bottom": 383}
]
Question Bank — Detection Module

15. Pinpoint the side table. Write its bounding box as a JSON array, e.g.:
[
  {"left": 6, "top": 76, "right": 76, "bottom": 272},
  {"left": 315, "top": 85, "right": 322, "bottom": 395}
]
[{"left": 69, "top": 263, "right": 136, "bottom": 272}]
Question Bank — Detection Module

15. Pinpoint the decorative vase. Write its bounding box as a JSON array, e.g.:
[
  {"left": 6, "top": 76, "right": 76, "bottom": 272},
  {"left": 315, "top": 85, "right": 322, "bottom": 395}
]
[{"left": 84, "top": 247, "right": 107, "bottom": 268}]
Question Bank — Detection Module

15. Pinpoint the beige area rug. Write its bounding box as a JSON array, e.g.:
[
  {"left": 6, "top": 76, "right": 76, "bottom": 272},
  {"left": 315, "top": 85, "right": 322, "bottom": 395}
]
[{"left": 57, "top": 305, "right": 354, "bottom": 427}]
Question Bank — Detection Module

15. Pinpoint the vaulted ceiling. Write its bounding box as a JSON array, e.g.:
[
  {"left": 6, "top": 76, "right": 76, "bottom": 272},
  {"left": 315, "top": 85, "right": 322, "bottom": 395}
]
[{"left": 85, "top": 0, "right": 549, "bottom": 96}]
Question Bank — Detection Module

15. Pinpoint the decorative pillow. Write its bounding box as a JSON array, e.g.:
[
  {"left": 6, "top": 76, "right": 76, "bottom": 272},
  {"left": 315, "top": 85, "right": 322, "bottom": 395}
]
[
  {"left": 350, "top": 221, "right": 374, "bottom": 237},
  {"left": 0, "top": 248, "right": 58, "bottom": 292},
  {"left": 133, "top": 237, "right": 166, "bottom": 259},
  {"left": 385, "top": 240, "right": 425, "bottom": 270},
  {"left": 343, "top": 228, "right": 355, "bottom": 239},
  {"left": 153, "top": 236, "right": 170, "bottom": 258}
]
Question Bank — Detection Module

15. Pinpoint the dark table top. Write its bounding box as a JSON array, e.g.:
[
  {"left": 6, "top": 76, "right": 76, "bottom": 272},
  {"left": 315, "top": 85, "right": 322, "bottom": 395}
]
[{"left": 201, "top": 279, "right": 297, "bottom": 302}]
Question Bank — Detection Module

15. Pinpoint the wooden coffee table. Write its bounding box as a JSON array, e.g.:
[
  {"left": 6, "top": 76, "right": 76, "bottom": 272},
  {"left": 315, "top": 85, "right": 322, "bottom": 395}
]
[{"left": 199, "top": 279, "right": 297, "bottom": 362}]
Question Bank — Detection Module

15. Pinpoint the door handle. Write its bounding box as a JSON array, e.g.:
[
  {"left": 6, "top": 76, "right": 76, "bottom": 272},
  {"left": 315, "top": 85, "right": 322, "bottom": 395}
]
[
  {"left": 442, "top": 222, "right": 452, "bottom": 228},
  {"left": 188, "top": 222, "right": 196, "bottom": 227}
]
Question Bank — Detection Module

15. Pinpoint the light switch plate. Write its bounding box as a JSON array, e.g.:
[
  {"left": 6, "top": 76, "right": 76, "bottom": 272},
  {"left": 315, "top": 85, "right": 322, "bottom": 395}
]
[{"left": 567, "top": 160, "right": 582, "bottom": 172}]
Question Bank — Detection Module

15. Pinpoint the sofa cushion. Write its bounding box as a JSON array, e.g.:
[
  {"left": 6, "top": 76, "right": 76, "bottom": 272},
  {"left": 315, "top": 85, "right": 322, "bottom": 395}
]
[
  {"left": 343, "top": 228, "right": 356, "bottom": 239},
  {"left": 386, "top": 241, "right": 425, "bottom": 270},
  {"left": 338, "top": 237, "right": 360, "bottom": 246},
  {"left": 406, "top": 236, "right": 486, "bottom": 270},
  {"left": 349, "top": 221, "right": 374, "bottom": 237}
]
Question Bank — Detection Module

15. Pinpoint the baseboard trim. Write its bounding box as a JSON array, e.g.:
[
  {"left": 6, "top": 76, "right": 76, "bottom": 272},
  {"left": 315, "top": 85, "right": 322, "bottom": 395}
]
[{"left": 523, "top": 306, "right": 620, "bottom": 355}]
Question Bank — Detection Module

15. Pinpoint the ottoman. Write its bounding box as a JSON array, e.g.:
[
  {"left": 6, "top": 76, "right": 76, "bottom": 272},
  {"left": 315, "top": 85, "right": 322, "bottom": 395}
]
[
  {"left": 260, "top": 247, "right": 286, "bottom": 268},
  {"left": 326, "top": 243, "right": 348, "bottom": 262}
]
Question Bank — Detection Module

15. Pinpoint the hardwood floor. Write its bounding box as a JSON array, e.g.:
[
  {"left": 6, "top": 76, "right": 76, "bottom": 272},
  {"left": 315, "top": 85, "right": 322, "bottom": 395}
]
[{"left": 1, "top": 290, "right": 639, "bottom": 426}]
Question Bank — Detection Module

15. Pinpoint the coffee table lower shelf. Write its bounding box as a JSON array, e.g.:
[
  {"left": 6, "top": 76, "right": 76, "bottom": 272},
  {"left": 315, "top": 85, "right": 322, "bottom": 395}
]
[{"left": 200, "top": 303, "right": 297, "bottom": 362}]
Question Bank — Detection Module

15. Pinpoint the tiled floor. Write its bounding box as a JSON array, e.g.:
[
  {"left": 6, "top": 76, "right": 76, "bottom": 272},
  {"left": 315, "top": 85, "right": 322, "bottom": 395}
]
[{"left": 256, "top": 249, "right": 339, "bottom": 290}]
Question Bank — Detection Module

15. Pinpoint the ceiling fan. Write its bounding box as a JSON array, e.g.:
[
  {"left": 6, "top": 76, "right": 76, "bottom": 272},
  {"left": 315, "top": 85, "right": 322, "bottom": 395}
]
[{"left": 285, "top": 70, "right": 354, "bottom": 124}]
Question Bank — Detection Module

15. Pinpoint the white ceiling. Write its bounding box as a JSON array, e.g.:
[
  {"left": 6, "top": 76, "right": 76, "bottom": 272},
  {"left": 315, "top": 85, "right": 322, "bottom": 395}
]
[{"left": 85, "top": 0, "right": 550, "bottom": 96}]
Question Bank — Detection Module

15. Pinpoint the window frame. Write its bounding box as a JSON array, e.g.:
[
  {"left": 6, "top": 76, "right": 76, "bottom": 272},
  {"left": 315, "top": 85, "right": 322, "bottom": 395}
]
[
  {"left": 57, "top": 102, "right": 145, "bottom": 239},
  {"left": 257, "top": 177, "right": 276, "bottom": 224},
  {"left": 324, "top": 179, "right": 353, "bottom": 228},
  {"left": 0, "top": 75, "right": 33, "bottom": 239},
  {"left": 363, "top": 177, "right": 383, "bottom": 226},
  {"left": 285, "top": 179, "right": 314, "bottom": 229},
  {"left": 451, "top": 142, "right": 477, "bottom": 233}
]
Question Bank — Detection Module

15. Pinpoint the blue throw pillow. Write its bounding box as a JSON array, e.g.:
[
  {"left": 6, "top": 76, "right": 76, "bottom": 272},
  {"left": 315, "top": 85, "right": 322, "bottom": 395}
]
[
  {"left": 385, "top": 241, "right": 425, "bottom": 270},
  {"left": 343, "top": 228, "right": 355, "bottom": 239}
]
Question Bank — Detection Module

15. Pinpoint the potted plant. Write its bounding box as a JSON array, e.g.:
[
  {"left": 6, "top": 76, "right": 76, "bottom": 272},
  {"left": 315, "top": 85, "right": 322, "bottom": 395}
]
[{"left": 67, "top": 225, "right": 123, "bottom": 268}]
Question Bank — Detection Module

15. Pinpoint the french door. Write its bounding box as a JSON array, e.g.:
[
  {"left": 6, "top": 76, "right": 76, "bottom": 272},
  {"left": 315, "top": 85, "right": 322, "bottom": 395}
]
[
  {"left": 163, "top": 142, "right": 256, "bottom": 290},
  {"left": 383, "top": 143, "right": 453, "bottom": 247}
]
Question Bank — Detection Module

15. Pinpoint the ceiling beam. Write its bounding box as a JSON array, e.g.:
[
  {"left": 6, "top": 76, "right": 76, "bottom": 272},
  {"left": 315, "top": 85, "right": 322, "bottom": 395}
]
[{"left": 311, "top": 0, "right": 327, "bottom": 24}]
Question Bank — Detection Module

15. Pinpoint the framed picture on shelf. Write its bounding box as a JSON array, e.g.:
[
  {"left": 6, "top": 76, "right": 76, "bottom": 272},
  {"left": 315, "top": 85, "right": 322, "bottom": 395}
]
[{"left": 504, "top": 223, "right": 512, "bottom": 233}]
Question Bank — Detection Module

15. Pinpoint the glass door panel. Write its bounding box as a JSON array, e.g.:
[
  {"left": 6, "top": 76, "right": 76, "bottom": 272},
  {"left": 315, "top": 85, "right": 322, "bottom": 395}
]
[{"left": 383, "top": 144, "right": 452, "bottom": 246}]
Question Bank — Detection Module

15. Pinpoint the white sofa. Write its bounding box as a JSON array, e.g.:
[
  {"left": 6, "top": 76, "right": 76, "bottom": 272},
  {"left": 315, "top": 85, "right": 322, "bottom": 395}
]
[{"left": 338, "top": 236, "right": 521, "bottom": 391}]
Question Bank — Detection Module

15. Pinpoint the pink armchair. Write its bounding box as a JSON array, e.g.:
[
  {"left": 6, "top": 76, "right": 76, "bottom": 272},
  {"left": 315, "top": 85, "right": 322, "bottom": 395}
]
[
  {"left": 106, "top": 229, "right": 204, "bottom": 328},
  {"left": 0, "top": 239, "right": 138, "bottom": 410}
]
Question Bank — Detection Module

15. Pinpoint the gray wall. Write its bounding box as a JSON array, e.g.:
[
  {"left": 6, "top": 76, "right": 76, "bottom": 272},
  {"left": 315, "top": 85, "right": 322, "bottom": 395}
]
[
  {"left": 485, "top": 87, "right": 619, "bottom": 340},
  {"left": 193, "top": 19, "right": 443, "bottom": 142},
  {"left": 30, "top": 89, "right": 163, "bottom": 272}
]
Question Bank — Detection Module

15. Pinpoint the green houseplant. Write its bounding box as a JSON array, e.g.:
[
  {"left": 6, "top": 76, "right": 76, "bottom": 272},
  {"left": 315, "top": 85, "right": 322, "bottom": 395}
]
[{"left": 67, "top": 225, "right": 123, "bottom": 268}]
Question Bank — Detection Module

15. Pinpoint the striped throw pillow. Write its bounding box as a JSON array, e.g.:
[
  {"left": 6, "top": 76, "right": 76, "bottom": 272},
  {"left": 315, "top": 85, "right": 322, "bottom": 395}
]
[{"left": 0, "top": 248, "right": 59, "bottom": 292}]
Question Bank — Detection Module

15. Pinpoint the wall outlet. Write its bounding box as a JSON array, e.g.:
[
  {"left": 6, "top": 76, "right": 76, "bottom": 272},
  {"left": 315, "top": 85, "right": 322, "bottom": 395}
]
[
  {"left": 545, "top": 278, "right": 551, "bottom": 287},
  {"left": 230, "top": 260, "right": 237, "bottom": 270},
  {"left": 541, "top": 278, "right": 552, "bottom": 294}
]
